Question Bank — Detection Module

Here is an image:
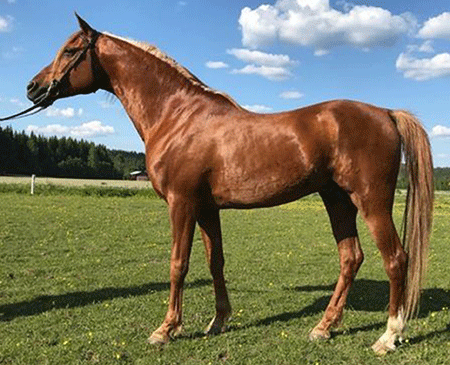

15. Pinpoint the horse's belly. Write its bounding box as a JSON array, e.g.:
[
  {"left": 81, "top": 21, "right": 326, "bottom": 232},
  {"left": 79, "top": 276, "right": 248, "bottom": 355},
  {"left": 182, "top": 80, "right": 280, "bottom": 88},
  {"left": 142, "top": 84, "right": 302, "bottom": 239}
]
[{"left": 211, "top": 169, "right": 325, "bottom": 209}]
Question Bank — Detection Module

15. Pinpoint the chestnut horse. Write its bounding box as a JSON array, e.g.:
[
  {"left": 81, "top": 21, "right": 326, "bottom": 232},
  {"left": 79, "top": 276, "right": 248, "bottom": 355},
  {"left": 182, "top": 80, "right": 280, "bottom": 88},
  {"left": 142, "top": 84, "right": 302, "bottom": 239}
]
[{"left": 27, "top": 15, "right": 434, "bottom": 354}]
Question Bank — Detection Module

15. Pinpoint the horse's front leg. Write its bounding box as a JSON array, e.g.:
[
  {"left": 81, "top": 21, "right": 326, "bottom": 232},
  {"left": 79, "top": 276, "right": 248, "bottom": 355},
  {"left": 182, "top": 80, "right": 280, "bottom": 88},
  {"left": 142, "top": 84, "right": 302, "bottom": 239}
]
[
  {"left": 198, "top": 206, "right": 231, "bottom": 335},
  {"left": 148, "top": 197, "right": 196, "bottom": 345}
]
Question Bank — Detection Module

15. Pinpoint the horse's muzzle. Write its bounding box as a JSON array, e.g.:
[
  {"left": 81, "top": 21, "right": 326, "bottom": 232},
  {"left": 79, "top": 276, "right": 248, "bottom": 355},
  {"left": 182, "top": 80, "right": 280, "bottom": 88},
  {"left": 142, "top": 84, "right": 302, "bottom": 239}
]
[{"left": 27, "top": 81, "right": 49, "bottom": 104}]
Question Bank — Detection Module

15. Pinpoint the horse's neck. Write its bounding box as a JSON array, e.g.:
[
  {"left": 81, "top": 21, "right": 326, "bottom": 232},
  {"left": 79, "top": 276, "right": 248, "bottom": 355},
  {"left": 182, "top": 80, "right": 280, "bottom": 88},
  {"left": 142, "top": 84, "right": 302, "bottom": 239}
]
[{"left": 98, "top": 35, "right": 228, "bottom": 145}]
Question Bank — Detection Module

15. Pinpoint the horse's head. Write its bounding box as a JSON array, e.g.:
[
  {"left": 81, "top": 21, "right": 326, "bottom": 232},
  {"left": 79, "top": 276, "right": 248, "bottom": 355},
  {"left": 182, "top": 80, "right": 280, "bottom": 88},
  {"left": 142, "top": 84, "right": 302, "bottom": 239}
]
[{"left": 27, "top": 14, "right": 103, "bottom": 107}]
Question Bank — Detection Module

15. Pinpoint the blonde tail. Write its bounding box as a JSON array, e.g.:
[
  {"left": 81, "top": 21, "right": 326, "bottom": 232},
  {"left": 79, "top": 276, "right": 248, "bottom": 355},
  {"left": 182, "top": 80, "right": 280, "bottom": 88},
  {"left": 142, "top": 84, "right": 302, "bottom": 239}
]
[{"left": 390, "top": 110, "right": 434, "bottom": 320}]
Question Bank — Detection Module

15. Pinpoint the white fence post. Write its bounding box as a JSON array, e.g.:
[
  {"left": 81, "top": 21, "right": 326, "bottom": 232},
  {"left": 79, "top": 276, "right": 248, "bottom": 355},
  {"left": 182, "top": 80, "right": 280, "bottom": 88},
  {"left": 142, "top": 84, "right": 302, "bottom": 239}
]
[{"left": 31, "top": 174, "right": 36, "bottom": 195}]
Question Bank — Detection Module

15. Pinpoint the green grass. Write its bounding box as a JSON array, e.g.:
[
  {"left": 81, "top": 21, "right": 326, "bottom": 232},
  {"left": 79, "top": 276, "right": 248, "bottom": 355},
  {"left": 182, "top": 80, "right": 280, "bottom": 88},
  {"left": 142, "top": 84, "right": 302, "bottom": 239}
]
[
  {"left": 0, "top": 182, "right": 158, "bottom": 198},
  {"left": 0, "top": 188, "right": 449, "bottom": 364}
]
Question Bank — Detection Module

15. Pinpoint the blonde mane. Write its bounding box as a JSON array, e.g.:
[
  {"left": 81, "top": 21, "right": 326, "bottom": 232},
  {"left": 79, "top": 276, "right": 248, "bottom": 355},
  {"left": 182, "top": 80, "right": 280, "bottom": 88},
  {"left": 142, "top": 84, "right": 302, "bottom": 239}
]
[{"left": 103, "top": 32, "right": 239, "bottom": 108}]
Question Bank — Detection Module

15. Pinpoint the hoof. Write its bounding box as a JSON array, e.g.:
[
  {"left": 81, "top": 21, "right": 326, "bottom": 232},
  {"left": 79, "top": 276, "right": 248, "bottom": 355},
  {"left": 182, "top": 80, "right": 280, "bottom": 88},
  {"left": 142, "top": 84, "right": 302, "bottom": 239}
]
[
  {"left": 372, "top": 339, "right": 396, "bottom": 356},
  {"left": 147, "top": 325, "right": 183, "bottom": 345},
  {"left": 309, "top": 327, "right": 331, "bottom": 341},
  {"left": 147, "top": 332, "right": 169, "bottom": 346},
  {"left": 372, "top": 314, "right": 406, "bottom": 355},
  {"left": 204, "top": 315, "right": 229, "bottom": 336}
]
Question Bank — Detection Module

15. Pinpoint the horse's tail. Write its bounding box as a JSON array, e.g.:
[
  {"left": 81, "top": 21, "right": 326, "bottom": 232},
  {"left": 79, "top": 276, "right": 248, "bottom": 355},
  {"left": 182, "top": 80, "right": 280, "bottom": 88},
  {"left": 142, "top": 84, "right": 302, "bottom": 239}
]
[{"left": 389, "top": 110, "right": 434, "bottom": 320}]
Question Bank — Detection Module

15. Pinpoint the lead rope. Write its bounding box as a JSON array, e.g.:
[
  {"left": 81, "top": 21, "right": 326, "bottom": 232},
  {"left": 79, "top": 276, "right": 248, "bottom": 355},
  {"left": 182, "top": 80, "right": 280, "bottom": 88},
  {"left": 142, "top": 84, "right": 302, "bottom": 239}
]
[{"left": 0, "top": 98, "right": 53, "bottom": 123}]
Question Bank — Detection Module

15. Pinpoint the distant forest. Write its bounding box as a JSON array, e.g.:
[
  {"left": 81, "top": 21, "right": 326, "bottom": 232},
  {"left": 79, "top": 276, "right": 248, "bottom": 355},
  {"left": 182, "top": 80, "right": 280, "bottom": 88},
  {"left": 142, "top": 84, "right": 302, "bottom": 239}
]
[
  {"left": 0, "top": 126, "right": 145, "bottom": 179},
  {"left": 0, "top": 126, "right": 449, "bottom": 189},
  {"left": 394, "top": 164, "right": 450, "bottom": 191}
]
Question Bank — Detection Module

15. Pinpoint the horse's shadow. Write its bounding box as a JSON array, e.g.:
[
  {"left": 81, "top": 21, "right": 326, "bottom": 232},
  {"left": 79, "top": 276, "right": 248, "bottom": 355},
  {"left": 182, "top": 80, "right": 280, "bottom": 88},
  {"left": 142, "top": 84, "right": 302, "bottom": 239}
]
[
  {"left": 290, "top": 279, "right": 450, "bottom": 318},
  {"left": 2, "top": 277, "right": 449, "bottom": 346},
  {"left": 0, "top": 278, "right": 211, "bottom": 322},
  {"left": 242, "top": 279, "right": 450, "bottom": 344}
]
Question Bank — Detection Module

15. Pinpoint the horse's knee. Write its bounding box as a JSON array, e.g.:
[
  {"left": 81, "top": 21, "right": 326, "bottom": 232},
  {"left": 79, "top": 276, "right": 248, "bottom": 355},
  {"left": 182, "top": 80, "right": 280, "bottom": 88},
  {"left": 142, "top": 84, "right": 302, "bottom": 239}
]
[
  {"left": 171, "top": 259, "right": 190, "bottom": 282},
  {"left": 386, "top": 249, "right": 407, "bottom": 281},
  {"left": 341, "top": 250, "right": 363, "bottom": 279}
]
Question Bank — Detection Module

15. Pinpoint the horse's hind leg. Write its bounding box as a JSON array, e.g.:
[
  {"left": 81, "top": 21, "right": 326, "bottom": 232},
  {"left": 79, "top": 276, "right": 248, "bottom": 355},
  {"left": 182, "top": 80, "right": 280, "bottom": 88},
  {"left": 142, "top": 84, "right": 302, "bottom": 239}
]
[
  {"left": 362, "top": 211, "right": 407, "bottom": 354},
  {"left": 198, "top": 205, "right": 232, "bottom": 335},
  {"left": 310, "top": 185, "right": 364, "bottom": 340}
]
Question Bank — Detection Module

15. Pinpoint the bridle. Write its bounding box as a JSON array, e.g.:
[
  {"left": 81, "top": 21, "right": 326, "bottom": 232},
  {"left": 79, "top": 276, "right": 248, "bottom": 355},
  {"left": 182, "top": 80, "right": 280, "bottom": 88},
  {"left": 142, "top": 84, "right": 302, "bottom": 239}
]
[{"left": 0, "top": 31, "right": 100, "bottom": 122}]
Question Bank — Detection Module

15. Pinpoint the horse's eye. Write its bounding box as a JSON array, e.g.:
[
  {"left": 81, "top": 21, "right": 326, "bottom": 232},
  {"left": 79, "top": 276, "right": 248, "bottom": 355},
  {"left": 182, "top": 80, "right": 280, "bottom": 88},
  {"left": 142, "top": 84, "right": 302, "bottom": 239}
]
[{"left": 63, "top": 48, "right": 78, "bottom": 57}]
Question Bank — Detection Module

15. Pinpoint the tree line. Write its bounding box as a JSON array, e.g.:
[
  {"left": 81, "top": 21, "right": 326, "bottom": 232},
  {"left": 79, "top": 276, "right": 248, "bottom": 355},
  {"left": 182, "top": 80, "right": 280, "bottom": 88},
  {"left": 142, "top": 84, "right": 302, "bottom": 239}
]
[
  {"left": 0, "top": 126, "right": 145, "bottom": 179},
  {"left": 396, "top": 164, "right": 450, "bottom": 191}
]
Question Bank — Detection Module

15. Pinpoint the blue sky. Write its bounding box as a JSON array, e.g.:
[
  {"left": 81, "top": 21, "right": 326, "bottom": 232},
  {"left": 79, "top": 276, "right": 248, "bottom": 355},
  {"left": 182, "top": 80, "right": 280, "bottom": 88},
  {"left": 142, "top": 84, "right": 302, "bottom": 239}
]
[{"left": 1, "top": 0, "right": 450, "bottom": 166}]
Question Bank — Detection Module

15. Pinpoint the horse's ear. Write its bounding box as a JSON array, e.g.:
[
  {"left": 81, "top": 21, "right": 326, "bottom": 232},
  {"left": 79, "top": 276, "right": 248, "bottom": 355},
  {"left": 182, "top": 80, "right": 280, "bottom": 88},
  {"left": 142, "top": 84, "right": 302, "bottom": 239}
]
[{"left": 75, "top": 12, "right": 96, "bottom": 36}]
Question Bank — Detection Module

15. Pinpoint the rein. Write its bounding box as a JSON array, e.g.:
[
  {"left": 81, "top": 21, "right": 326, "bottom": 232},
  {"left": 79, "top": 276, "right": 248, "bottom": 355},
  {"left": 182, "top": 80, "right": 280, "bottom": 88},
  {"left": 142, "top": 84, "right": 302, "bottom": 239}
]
[
  {"left": 0, "top": 31, "right": 100, "bottom": 123},
  {"left": 0, "top": 98, "right": 50, "bottom": 123}
]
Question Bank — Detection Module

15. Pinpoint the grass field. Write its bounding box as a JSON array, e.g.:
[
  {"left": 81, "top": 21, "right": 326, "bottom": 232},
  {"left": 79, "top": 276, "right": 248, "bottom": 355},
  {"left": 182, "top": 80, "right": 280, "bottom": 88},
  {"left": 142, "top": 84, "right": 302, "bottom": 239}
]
[{"left": 0, "top": 183, "right": 449, "bottom": 364}]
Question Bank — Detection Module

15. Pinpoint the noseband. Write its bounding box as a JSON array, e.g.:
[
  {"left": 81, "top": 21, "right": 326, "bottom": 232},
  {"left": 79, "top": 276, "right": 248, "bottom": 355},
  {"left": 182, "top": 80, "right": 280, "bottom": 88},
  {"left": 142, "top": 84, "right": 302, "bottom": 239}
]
[{"left": 0, "top": 31, "right": 100, "bottom": 122}]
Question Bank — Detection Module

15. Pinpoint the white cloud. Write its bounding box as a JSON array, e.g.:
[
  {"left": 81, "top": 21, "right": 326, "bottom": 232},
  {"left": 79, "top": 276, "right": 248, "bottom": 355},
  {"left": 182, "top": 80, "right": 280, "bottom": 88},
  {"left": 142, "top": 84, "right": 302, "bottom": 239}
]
[
  {"left": 418, "top": 12, "right": 450, "bottom": 40},
  {"left": 45, "top": 107, "right": 83, "bottom": 118},
  {"left": 71, "top": 121, "right": 114, "bottom": 138},
  {"left": 279, "top": 90, "right": 303, "bottom": 99},
  {"left": 0, "top": 15, "right": 13, "bottom": 32},
  {"left": 430, "top": 125, "right": 450, "bottom": 138},
  {"left": 227, "top": 48, "right": 298, "bottom": 81},
  {"left": 205, "top": 61, "right": 229, "bottom": 69},
  {"left": 238, "top": 0, "right": 415, "bottom": 53},
  {"left": 396, "top": 52, "right": 450, "bottom": 81},
  {"left": 314, "top": 49, "right": 330, "bottom": 57},
  {"left": 27, "top": 124, "right": 69, "bottom": 136},
  {"left": 238, "top": 4, "right": 280, "bottom": 48},
  {"left": 26, "top": 121, "right": 115, "bottom": 138},
  {"left": 9, "top": 98, "right": 26, "bottom": 107},
  {"left": 231, "top": 64, "right": 293, "bottom": 81},
  {"left": 406, "top": 40, "right": 434, "bottom": 54},
  {"left": 243, "top": 104, "right": 273, "bottom": 113},
  {"left": 227, "top": 48, "right": 297, "bottom": 67}
]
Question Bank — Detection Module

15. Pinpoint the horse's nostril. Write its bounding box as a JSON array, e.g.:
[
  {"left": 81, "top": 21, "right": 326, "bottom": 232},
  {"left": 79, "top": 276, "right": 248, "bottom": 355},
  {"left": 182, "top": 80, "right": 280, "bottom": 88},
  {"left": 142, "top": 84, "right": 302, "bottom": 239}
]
[{"left": 27, "top": 81, "right": 38, "bottom": 93}]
